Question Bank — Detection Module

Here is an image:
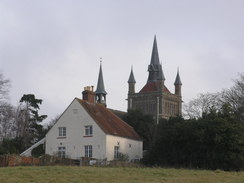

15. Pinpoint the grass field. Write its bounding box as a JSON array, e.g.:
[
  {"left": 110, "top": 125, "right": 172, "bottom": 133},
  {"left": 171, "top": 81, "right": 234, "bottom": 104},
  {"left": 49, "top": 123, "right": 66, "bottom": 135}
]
[{"left": 0, "top": 166, "right": 243, "bottom": 183}]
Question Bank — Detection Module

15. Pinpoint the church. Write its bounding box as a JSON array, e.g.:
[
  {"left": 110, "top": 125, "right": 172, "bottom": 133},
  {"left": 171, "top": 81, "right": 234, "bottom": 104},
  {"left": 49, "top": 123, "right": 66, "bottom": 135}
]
[{"left": 127, "top": 36, "right": 182, "bottom": 121}]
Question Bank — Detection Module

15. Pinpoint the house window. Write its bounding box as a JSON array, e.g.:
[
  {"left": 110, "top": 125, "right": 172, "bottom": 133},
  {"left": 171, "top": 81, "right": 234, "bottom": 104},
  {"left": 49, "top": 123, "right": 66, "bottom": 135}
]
[
  {"left": 58, "top": 146, "right": 66, "bottom": 158},
  {"left": 85, "top": 145, "right": 92, "bottom": 157},
  {"left": 84, "top": 125, "right": 93, "bottom": 136},
  {"left": 114, "top": 146, "right": 120, "bottom": 160},
  {"left": 58, "top": 127, "right": 66, "bottom": 137}
]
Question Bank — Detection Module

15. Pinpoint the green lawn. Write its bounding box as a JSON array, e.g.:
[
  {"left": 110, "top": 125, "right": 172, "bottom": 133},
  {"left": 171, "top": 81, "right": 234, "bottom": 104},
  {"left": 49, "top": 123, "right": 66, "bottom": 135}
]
[{"left": 0, "top": 166, "right": 243, "bottom": 183}]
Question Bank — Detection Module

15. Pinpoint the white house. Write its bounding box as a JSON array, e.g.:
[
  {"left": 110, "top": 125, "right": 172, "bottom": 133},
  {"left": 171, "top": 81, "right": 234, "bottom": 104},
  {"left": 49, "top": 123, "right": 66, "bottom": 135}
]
[{"left": 45, "top": 94, "right": 143, "bottom": 161}]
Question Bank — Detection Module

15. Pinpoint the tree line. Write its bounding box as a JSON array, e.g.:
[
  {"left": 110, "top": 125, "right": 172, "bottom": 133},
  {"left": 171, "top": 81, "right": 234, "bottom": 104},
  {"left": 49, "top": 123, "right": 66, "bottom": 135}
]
[{"left": 123, "top": 73, "right": 244, "bottom": 171}]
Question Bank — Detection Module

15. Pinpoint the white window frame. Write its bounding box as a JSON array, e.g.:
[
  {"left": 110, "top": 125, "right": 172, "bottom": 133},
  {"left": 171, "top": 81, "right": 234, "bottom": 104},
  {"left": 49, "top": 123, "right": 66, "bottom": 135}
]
[
  {"left": 84, "top": 125, "right": 93, "bottom": 136},
  {"left": 114, "top": 146, "right": 120, "bottom": 160},
  {"left": 58, "top": 146, "right": 66, "bottom": 158},
  {"left": 58, "top": 127, "right": 66, "bottom": 137},
  {"left": 85, "top": 145, "right": 92, "bottom": 157}
]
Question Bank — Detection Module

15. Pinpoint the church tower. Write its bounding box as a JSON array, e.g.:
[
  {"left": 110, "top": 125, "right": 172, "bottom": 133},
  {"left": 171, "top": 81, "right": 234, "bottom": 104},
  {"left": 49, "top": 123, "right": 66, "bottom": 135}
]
[
  {"left": 95, "top": 62, "right": 107, "bottom": 106},
  {"left": 127, "top": 36, "right": 183, "bottom": 119}
]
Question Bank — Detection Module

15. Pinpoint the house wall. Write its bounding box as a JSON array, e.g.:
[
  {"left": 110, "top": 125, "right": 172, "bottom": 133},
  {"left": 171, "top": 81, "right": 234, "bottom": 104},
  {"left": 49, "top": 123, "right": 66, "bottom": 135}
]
[
  {"left": 45, "top": 99, "right": 107, "bottom": 160},
  {"left": 105, "top": 135, "right": 143, "bottom": 161}
]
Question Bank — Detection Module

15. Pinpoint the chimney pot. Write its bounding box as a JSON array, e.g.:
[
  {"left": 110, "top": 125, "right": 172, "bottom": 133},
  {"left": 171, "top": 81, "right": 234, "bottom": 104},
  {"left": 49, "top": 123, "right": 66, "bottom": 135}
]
[{"left": 82, "top": 86, "right": 95, "bottom": 104}]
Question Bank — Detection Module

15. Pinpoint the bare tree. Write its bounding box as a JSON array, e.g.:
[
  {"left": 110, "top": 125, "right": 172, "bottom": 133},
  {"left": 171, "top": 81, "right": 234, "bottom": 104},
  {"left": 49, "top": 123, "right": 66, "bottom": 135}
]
[
  {"left": 221, "top": 73, "right": 244, "bottom": 121},
  {"left": 183, "top": 93, "right": 222, "bottom": 119},
  {"left": 0, "top": 102, "right": 15, "bottom": 139},
  {"left": 14, "top": 104, "right": 29, "bottom": 139},
  {"left": 0, "top": 72, "right": 13, "bottom": 141},
  {"left": 184, "top": 73, "right": 244, "bottom": 120},
  {"left": 0, "top": 72, "right": 10, "bottom": 102}
]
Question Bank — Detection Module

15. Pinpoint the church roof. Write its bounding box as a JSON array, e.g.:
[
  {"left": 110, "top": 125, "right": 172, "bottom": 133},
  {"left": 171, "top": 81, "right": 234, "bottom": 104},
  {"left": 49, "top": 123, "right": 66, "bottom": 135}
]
[
  {"left": 128, "top": 67, "right": 136, "bottom": 83},
  {"left": 95, "top": 63, "right": 107, "bottom": 95},
  {"left": 139, "top": 82, "right": 171, "bottom": 94},
  {"left": 77, "top": 98, "right": 141, "bottom": 141}
]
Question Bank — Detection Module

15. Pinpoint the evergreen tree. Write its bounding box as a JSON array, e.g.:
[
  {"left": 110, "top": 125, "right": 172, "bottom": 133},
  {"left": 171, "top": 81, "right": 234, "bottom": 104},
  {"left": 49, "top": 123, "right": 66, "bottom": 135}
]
[{"left": 15, "top": 94, "right": 47, "bottom": 151}]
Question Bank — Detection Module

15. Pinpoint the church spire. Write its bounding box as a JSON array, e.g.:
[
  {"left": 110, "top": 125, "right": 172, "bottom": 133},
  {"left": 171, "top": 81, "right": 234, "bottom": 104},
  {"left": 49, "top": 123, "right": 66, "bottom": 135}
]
[
  {"left": 128, "top": 66, "right": 136, "bottom": 83},
  {"left": 95, "top": 60, "right": 107, "bottom": 106},
  {"left": 150, "top": 35, "right": 160, "bottom": 65},
  {"left": 147, "top": 35, "right": 162, "bottom": 82}
]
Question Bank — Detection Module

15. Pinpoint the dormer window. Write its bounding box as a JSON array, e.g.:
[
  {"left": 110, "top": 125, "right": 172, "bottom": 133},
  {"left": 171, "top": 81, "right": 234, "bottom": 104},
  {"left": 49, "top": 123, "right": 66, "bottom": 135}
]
[{"left": 84, "top": 125, "right": 93, "bottom": 136}]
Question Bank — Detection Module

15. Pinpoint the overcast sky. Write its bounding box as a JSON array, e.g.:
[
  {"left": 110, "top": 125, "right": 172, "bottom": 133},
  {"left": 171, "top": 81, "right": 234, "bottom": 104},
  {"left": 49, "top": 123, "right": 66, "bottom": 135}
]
[{"left": 1, "top": 0, "right": 244, "bottom": 123}]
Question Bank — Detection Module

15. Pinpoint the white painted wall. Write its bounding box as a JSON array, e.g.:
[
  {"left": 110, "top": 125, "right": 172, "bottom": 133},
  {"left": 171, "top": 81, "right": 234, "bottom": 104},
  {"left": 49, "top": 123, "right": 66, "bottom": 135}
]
[
  {"left": 105, "top": 135, "right": 143, "bottom": 161},
  {"left": 45, "top": 99, "right": 107, "bottom": 160}
]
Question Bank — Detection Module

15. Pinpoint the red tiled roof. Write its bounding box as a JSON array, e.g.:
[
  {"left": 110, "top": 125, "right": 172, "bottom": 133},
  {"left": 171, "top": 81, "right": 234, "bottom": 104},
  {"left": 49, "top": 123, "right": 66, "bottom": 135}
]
[
  {"left": 164, "top": 86, "right": 171, "bottom": 94},
  {"left": 77, "top": 98, "right": 141, "bottom": 141},
  {"left": 140, "top": 82, "right": 157, "bottom": 92},
  {"left": 139, "top": 82, "right": 171, "bottom": 94}
]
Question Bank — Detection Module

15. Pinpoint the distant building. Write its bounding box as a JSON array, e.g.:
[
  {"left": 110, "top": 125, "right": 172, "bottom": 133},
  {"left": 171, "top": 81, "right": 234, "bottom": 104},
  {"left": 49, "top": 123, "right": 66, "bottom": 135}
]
[{"left": 127, "top": 36, "right": 182, "bottom": 120}]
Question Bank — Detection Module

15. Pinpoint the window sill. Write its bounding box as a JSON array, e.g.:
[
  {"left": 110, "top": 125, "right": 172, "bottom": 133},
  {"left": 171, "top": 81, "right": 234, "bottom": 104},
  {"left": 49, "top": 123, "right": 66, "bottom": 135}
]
[
  {"left": 57, "top": 137, "right": 66, "bottom": 139},
  {"left": 83, "top": 135, "right": 93, "bottom": 138}
]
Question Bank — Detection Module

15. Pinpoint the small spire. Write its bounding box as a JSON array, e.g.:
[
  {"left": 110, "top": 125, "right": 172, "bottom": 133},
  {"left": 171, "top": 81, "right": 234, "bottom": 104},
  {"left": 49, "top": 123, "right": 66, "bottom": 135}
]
[
  {"left": 128, "top": 66, "right": 136, "bottom": 83},
  {"left": 95, "top": 61, "right": 107, "bottom": 95},
  {"left": 174, "top": 67, "right": 182, "bottom": 85}
]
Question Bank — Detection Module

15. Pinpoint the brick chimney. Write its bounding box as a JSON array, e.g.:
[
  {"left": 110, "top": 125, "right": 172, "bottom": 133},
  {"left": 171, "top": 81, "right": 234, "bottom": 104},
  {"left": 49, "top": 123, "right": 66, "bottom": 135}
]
[{"left": 82, "top": 86, "right": 95, "bottom": 104}]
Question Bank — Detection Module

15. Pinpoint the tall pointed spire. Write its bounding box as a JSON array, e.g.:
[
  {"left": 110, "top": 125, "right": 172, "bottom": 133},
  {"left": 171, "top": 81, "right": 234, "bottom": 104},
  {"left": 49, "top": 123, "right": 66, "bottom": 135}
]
[
  {"left": 95, "top": 60, "right": 107, "bottom": 95},
  {"left": 95, "top": 59, "right": 107, "bottom": 106},
  {"left": 150, "top": 35, "right": 160, "bottom": 65},
  {"left": 174, "top": 68, "right": 182, "bottom": 85},
  {"left": 147, "top": 35, "right": 163, "bottom": 82},
  {"left": 128, "top": 66, "right": 136, "bottom": 83}
]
